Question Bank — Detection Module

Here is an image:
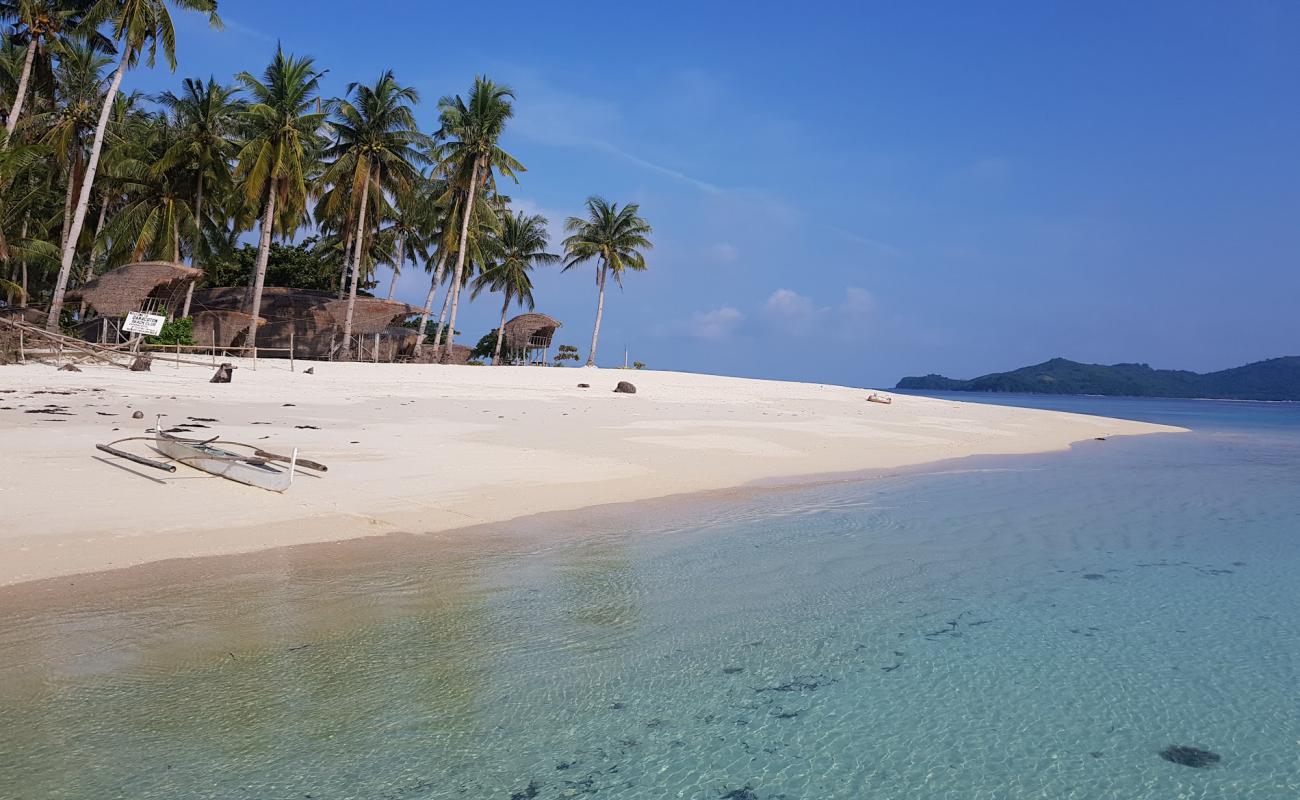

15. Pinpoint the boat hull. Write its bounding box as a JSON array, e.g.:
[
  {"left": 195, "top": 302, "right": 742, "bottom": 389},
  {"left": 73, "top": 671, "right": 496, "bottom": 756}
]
[{"left": 155, "top": 433, "right": 294, "bottom": 492}]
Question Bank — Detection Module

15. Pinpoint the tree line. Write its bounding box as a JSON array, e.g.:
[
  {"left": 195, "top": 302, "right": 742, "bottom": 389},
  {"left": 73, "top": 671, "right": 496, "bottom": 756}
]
[{"left": 1, "top": 0, "right": 652, "bottom": 365}]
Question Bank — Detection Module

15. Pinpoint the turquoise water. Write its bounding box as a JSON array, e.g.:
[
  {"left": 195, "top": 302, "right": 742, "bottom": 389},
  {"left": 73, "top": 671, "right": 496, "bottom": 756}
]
[{"left": 1, "top": 398, "right": 1297, "bottom": 799}]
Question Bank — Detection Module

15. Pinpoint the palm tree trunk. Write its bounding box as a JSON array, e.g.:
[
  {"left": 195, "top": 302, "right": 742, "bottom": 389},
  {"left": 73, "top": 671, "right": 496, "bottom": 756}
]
[
  {"left": 441, "top": 156, "right": 481, "bottom": 359},
  {"left": 412, "top": 249, "right": 448, "bottom": 357},
  {"left": 587, "top": 262, "right": 606, "bottom": 366},
  {"left": 46, "top": 48, "right": 130, "bottom": 331},
  {"left": 494, "top": 289, "right": 511, "bottom": 364},
  {"left": 341, "top": 165, "right": 372, "bottom": 361},
  {"left": 433, "top": 276, "right": 453, "bottom": 349},
  {"left": 59, "top": 161, "right": 76, "bottom": 248},
  {"left": 181, "top": 174, "right": 204, "bottom": 318},
  {"left": 86, "top": 197, "right": 107, "bottom": 278},
  {"left": 245, "top": 181, "right": 278, "bottom": 350},
  {"left": 3, "top": 39, "right": 36, "bottom": 139},
  {"left": 387, "top": 233, "right": 405, "bottom": 300},
  {"left": 337, "top": 228, "right": 352, "bottom": 298}
]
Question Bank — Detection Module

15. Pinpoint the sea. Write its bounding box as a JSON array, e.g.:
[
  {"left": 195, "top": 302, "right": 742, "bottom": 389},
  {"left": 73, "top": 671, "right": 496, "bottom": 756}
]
[{"left": 1, "top": 394, "right": 1296, "bottom": 799}]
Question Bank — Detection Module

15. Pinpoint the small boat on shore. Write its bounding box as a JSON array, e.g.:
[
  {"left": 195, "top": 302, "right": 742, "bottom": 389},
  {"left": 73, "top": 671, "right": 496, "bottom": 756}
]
[
  {"left": 154, "top": 429, "right": 298, "bottom": 492},
  {"left": 95, "top": 418, "right": 326, "bottom": 492}
]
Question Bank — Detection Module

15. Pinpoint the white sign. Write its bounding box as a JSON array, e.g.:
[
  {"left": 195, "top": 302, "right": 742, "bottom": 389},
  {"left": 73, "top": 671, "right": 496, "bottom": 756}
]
[{"left": 123, "top": 311, "right": 166, "bottom": 336}]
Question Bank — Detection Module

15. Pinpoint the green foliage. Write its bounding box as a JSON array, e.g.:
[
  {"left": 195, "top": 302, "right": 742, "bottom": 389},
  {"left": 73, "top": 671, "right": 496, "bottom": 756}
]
[
  {"left": 146, "top": 316, "right": 195, "bottom": 346},
  {"left": 553, "top": 344, "right": 580, "bottom": 365},
  {"left": 470, "top": 329, "right": 500, "bottom": 361},
  {"left": 633, "top": 361, "right": 646, "bottom": 370},
  {"left": 204, "top": 237, "right": 368, "bottom": 293},
  {"left": 400, "top": 318, "right": 457, "bottom": 343},
  {"left": 896, "top": 356, "right": 1300, "bottom": 401}
]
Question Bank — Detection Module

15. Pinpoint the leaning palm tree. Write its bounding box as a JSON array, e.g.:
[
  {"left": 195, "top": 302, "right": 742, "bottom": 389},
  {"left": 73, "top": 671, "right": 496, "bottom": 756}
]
[
  {"left": 562, "top": 197, "right": 652, "bottom": 366},
  {"left": 471, "top": 210, "right": 557, "bottom": 364},
  {"left": 44, "top": 0, "right": 221, "bottom": 330},
  {"left": 321, "top": 70, "right": 430, "bottom": 358},
  {"left": 232, "top": 47, "right": 326, "bottom": 350},
  {"left": 434, "top": 76, "right": 523, "bottom": 361},
  {"left": 0, "top": 1, "right": 97, "bottom": 139}
]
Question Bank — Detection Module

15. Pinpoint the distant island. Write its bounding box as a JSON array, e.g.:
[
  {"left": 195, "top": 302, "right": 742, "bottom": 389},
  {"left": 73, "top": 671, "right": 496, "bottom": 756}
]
[{"left": 896, "top": 357, "right": 1300, "bottom": 401}]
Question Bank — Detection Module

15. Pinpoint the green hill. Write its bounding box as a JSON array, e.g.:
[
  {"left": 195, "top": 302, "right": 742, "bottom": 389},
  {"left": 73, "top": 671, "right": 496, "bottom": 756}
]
[{"left": 896, "top": 357, "right": 1300, "bottom": 401}]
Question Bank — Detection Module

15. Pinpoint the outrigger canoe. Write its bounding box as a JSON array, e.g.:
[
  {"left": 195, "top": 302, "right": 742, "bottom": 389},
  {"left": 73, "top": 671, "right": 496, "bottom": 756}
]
[
  {"left": 154, "top": 429, "right": 298, "bottom": 492},
  {"left": 95, "top": 418, "right": 325, "bottom": 493}
]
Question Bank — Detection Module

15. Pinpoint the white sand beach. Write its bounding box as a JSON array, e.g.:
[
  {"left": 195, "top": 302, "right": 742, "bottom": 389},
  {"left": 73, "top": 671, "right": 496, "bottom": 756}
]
[{"left": 0, "top": 360, "right": 1183, "bottom": 586}]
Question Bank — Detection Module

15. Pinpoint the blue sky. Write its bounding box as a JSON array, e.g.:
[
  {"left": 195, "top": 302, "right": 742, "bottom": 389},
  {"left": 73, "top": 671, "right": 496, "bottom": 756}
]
[{"left": 133, "top": 1, "right": 1300, "bottom": 385}]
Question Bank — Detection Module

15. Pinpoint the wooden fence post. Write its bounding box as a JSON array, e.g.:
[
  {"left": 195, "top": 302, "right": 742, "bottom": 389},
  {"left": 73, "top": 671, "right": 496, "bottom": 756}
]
[{"left": 289, "top": 329, "right": 295, "bottom": 373}]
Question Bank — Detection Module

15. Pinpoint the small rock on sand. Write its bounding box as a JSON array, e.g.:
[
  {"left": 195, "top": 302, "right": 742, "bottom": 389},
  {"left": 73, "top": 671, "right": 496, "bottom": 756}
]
[{"left": 614, "top": 381, "right": 637, "bottom": 394}]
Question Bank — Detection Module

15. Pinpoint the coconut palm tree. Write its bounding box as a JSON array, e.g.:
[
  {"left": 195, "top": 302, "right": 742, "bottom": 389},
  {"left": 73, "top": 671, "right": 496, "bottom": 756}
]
[
  {"left": 0, "top": 132, "right": 58, "bottom": 301},
  {"left": 154, "top": 76, "right": 238, "bottom": 263},
  {"left": 471, "top": 210, "right": 557, "bottom": 364},
  {"left": 321, "top": 69, "right": 429, "bottom": 358},
  {"left": 232, "top": 47, "right": 326, "bottom": 350},
  {"left": 434, "top": 76, "right": 522, "bottom": 361},
  {"left": 44, "top": 0, "right": 221, "bottom": 330},
  {"left": 98, "top": 113, "right": 194, "bottom": 266},
  {"left": 0, "top": 1, "right": 95, "bottom": 139},
  {"left": 562, "top": 197, "right": 652, "bottom": 367}
]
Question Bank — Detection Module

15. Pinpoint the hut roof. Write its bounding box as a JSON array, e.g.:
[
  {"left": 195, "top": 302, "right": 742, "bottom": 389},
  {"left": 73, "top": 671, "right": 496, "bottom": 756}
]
[
  {"left": 190, "top": 287, "right": 336, "bottom": 324},
  {"left": 191, "top": 310, "right": 265, "bottom": 348},
  {"left": 503, "top": 312, "right": 562, "bottom": 351},
  {"left": 69, "top": 261, "right": 201, "bottom": 317},
  {"left": 323, "top": 298, "right": 420, "bottom": 335}
]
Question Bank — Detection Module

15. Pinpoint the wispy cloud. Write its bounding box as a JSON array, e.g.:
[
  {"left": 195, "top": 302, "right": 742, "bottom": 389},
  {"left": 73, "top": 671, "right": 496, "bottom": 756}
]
[
  {"left": 689, "top": 307, "right": 746, "bottom": 340},
  {"left": 824, "top": 225, "right": 903, "bottom": 257}
]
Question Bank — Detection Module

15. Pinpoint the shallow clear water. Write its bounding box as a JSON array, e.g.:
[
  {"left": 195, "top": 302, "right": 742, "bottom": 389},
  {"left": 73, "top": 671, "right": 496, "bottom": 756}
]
[{"left": 1, "top": 398, "right": 1297, "bottom": 799}]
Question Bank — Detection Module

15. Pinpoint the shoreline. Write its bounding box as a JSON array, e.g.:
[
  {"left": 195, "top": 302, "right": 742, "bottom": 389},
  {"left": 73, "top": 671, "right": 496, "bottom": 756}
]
[
  {"left": 0, "top": 359, "right": 1184, "bottom": 588},
  {"left": 0, "top": 437, "right": 1180, "bottom": 609}
]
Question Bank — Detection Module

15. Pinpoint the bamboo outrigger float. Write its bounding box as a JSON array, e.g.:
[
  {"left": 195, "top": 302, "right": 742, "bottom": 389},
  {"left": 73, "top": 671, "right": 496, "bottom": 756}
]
[{"left": 95, "top": 417, "right": 326, "bottom": 492}]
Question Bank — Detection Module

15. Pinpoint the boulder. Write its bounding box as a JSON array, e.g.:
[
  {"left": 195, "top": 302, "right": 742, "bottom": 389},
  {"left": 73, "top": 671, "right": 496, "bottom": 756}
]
[
  {"left": 131, "top": 410, "right": 144, "bottom": 419},
  {"left": 129, "top": 355, "right": 152, "bottom": 372},
  {"left": 614, "top": 381, "right": 636, "bottom": 394},
  {"left": 58, "top": 364, "right": 82, "bottom": 372}
]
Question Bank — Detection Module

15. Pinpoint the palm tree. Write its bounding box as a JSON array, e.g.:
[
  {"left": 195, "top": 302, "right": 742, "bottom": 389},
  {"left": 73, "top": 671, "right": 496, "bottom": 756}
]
[
  {"left": 471, "top": 209, "right": 557, "bottom": 364},
  {"left": 98, "top": 113, "right": 194, "bottom": 266},
  {"left": 232, "top": 47, "right": 325, "bottom": 350},
  {"left": 155, "top": 77, "right": 238, "bottom": 262},
  {"left": 562, "top": 196, "right": 652, "bottom": 366},
  {"left": 44, "top": 0, "right": 221, "bottom": 330},
  {"left": 434, "top": 76, "right": 522, "bottom": 361},
  {"left": 322, "top": 70, "right": 429, "bottom": 358},
  {"left": 0, "top": 1, "right": 93, "bottom": 139}
]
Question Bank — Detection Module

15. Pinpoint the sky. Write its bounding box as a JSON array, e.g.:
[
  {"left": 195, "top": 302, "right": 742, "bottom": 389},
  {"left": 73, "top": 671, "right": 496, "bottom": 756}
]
[{"left": 127, "top": 1, "right": 1300, "bottom": 386}]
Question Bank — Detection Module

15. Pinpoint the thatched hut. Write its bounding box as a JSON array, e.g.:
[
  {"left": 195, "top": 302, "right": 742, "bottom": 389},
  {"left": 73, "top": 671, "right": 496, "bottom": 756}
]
[
  {"left": 409, "top": 341, "right": 475, "bottom": 365},
  {"left": 190, "top": 287, "right": 337, "bottom": 358},
  {"left": 69, "top": 261, "right": 201, "bottom": 318},
  {"left": 191, "top": 310, "right": 264, "bottom": 350},
  {"left": 503, "top": 313, "right": 562, "bottom": 364},
  {"left": 322, "top": 298, "right": 419, "bottom": 335}
]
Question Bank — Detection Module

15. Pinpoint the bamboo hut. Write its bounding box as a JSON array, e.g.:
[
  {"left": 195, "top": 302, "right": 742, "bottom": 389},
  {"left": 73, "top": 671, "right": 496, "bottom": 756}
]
[
  {"left": 69, "top": 261, "right": 201, "bottom": 319},
  {"left": 502, "top": 313, "right": 562, "bottom": 364},
  {"left": 191, "top": 310, "right": 264, "bottom": 350},
  {"left": 409, "top": 341, "right": 475, "bottom": 365},
  {"left": 190, "top": 287, "right": 337, "bottom": 358}
]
